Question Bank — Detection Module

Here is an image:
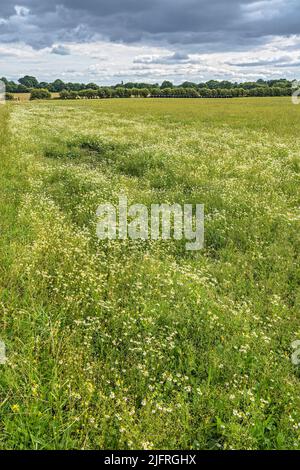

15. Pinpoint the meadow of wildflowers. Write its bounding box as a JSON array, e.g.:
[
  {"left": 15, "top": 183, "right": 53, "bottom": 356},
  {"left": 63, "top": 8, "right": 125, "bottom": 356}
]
[{"left": 0, "top": 97, "right": 300, "bottom": 449}]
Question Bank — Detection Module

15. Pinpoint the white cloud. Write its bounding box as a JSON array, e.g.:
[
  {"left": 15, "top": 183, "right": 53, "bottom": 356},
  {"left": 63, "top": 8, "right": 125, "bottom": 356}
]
[
  {"left": 0, "top": 1, "right": 299, "bottom": 83},
  {"left": 14, "top": 6, "right": 30, "bottom": 17},
  {"left": 51, "top": 44, "right": 71, "bottom": 56},
  {"left": 1, "top": 35, "right": 300, "bottom": 84}
]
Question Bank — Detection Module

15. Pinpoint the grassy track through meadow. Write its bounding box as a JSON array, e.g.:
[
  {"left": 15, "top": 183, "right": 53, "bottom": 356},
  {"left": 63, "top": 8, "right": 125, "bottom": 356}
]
[{"left": 0, "top": 98, "right": 300, "bottom": 449}]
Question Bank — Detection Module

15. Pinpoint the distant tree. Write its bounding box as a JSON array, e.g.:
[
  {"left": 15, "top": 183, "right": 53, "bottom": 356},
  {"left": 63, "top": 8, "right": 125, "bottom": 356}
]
[
  {"left": 122, "top": 82, "right": 158, "bottom": 90},
  {"left": 232, "top": 88, "right": 245, "bottom": 97},
  {"left": 60, "top": 90, "right": 72, "bottom": 99},
  {"left": 272, "top": 87, "right": 283, "bottom": 96},
  {"left": 97, "top": 88, "right": 106, "bottom": 99},
  {"left": 39, "top": 82, "right": 50, "bottom": 89},
  {"left": 161, "top": 88, "right": 173, "bottom": 97},
  {"left": 218, "top": 80, "right": 233, "bottom": 89},
  {"left": 150, "top": 87, "right": 161, "bottom": 97},
  {"left": 241, "top": 82, "right": 258, "bottom": 90},
  {"left": 115, "top": 87, "right": 127, "bottom": 98},
  {"left": 124, "top": 88, "right": 132, "bottom": 98},
  {"left": 139, "top": 88, "right": 150, "bottom": 98},
  {"left": 1, "top": 77, "right": 18, "bottom": 93},
  {"left": 53, "top": 77, "right": 293, "bottom": 100},
  {"left": 199, "top": 88, "right": 212, "bottom": 98},
  {"left": 19, "top": 75, "right": 39, "bottom": 88},
  {"left": 130, "top": 88, "right": 140, "bottom": 97},
  {"left": 184, "top": 87, "right": 199, "bottom": 97},
  {"left": 180, "top": 81, "right": 198, "bottom": 88},
  {"left": 110, "top": 89, "right": 118, "bottom": 98},
  {"left": 68, "top": 90, "right": 80, "bottom": 99},
  {"left": 5, "top": 93, "right": 14, "bottom": 101},
  {"left": 30, "top": 89, "right": 51, "bottom": 100},
  {"left": 98, "top": 87, "right": 113, "bottom": 98},
  {"left": 86, "top": 83, "right": 99, "bottom": 90},
  {"left": 78, "top": 89, "right": 99, "bottom": 99},
  {"left": 49, "top": 79, "right": 66, "bottom": 92},
  {"left": 121, "top": 82, "right": 134, "bottom": 89},
  {"left": 205, "top": 80, "right": 220, "bottom": 89},
  {"left": 16, "top": 84, "right": 30, "bottom": 93},
  {"left": 66, "top": 82, "right": 84, "bottom": 92},
  {"left": 161, "top": 81, "right": 174, "bottom": 89}
]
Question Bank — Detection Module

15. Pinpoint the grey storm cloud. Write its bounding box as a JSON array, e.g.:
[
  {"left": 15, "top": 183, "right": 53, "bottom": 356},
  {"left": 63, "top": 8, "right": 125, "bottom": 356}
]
[
  {"left": 51, "top": 45, "right": 71, "bottom": 55},
  {"left": 228, "top": 55, "right": 296, "bottom": 67},
  {"left": 0, "top": 1, "right": 300, "bottom": 51},
  {"left": 134, "top": 52, "right": 192, "bottom": 64},
  {"left": 278, "top": 61, "right": 300, "bottom": 67}
]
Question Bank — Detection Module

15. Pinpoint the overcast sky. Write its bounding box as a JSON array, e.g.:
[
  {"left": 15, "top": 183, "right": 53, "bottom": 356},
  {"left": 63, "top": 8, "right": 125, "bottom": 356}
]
[{"left": 1, "top": 0, "right": 300, "bottom": 84}]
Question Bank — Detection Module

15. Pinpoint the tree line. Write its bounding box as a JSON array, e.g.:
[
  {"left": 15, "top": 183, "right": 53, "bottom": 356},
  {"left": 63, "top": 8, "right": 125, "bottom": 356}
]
[{"left": 1, "top": 75, "right": 294, "bottom": 100}]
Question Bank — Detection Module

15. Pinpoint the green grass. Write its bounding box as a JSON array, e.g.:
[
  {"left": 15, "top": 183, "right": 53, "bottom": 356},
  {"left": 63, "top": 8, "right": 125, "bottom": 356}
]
[{"left": 0, "top": 97, "right": 300, "bottom": 449}]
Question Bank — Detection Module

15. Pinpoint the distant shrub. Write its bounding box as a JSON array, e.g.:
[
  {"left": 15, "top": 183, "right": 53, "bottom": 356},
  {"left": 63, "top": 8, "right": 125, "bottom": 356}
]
[
  {"left": 30, "top": 89, "right": 51, "bottom": 100},
  {"left": 5, "top": 93, "right": 14, "bottom": 101},
  {"left": 60, "top": 90, "right": 75, "bottom": 99}
]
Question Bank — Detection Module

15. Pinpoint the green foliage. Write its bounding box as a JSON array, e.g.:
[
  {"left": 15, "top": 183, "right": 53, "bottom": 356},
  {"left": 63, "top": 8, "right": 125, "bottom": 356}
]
[
  {"left": 30, "top": 89, "right": 51, "bottom": 100},
  {"left": 161, "top": 80, "right": 174, "bottom": 89},
  {"left": 49, "top": 79, "right": 66, "bottom": 92},
  {"left": 19, "top": 75, "right": 39, "bottom": 88},
  {"left": 5, "top": 93, "right": 14, "bottom": 101},
  {"left": 1, "top": 75, "right": 295, "bottom": 99}
]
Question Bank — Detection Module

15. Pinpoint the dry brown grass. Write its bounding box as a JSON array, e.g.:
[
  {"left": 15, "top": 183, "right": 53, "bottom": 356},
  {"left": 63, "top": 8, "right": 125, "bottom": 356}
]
[{"left": 13, "top": 92, "right": 59, "bottom": 101}]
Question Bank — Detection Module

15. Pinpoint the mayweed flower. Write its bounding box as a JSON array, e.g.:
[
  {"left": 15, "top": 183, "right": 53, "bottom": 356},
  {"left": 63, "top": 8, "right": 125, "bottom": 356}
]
[{"left": 11, "top": 404, "right": 20, "bottom": 413}]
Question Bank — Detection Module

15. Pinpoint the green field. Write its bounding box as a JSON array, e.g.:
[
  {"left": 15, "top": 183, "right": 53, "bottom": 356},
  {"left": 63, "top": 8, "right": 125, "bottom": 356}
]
[{"left": 0, "top": 97, "right": 300, "bottom": 449}]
